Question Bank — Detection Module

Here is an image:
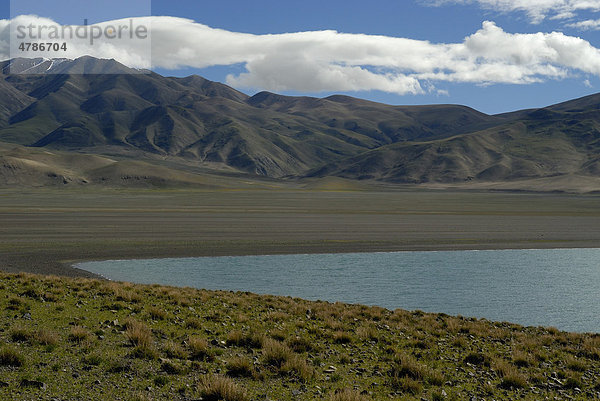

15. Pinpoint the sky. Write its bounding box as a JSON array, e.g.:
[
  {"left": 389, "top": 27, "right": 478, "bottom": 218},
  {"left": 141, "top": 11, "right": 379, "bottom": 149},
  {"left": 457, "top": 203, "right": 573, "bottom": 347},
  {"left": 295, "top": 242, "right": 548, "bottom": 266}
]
[{"left": 1, "top": 0, "right": 600, "bottom": 114}]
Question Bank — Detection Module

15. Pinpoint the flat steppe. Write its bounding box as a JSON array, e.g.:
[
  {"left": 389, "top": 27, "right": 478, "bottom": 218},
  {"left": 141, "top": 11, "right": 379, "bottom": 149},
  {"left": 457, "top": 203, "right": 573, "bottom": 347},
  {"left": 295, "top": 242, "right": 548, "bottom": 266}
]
[{"left": 1, "top": 187, "right": 600, "bottom": 277}]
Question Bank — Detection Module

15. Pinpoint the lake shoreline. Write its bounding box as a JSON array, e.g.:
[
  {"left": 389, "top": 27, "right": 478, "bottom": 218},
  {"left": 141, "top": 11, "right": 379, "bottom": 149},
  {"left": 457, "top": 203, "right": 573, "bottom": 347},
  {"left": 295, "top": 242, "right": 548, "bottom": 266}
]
[
  {"left": 75, "top": 248, "right": 600, "bottom": 333},
  {"left": 3, "top": 239, "right": 599, "bottom": 279}
]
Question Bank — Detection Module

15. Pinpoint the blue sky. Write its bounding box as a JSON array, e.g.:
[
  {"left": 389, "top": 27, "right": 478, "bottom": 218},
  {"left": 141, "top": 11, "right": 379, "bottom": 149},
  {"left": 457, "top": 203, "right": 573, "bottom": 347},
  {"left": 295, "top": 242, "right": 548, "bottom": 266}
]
[{"left": 4, "top": 0, "right": 600, "bottom": 114}]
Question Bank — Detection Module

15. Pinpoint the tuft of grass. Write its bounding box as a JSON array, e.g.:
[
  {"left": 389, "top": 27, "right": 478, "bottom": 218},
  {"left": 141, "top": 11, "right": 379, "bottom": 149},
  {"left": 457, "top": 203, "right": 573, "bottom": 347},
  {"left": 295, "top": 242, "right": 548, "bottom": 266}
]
[
  {"left": 6, "top": 296, "right": 24, "bottom": 310},
  {"left": 332, "top": 331, "right": 353, "bottom": 344},
  {"left": 286, "top": 336, "right": 313, "bottom": 353},
  {"left": 113, "top": 285, "right": 142, "bottom": 303},
  {"left": 10, "top": 326, "right": 33, "bottom": 343},
  {"left": 226, "top": 356, "right": 254, "bottom": 378},
  {"left": 499, "top": 373, "right": 527, "bottom": 390},
  {"left": 495, "top": 360, "right": 527, "bottom": 390},
  {"left": 389, "top": 353, "right": 425, "bottom": 382},
  {"left": 124, "top": 318, "right": 152, "bottom": 348},
  {"left": 394, "top": 377, "right": 423, "bottom": 395},
  {"left": 199, "top": 376, "right": 248, "bottom": 401},
  {"left": 565, "top": 356, "right": 588, "bottom": 372},
  {"left": 68, "top": 326, "right": 90, "bottom": 343},
  {"left": 34, "top": 329, "right": 59, "bottom": 346},
  {"left": 147, "top": 306, "right": 167, "bottom": 320},
  {"left": 262, "top": 339, "right": 293, "bottom": 368},
  {"left": 226, "top": 330, "right": 244, "bottom": 346},
  {"left": 280, "top": 355, "right": 314, "bottom": 382},
  {"left": 164, "top": 341, "right": 188, "bottom": 359},
  {"left": 356, "top": 325, "right": 379, "bottom": 342},
  {"left": 0, "top": 346, "right": 24, "bottom": 367},
  {"left": 188, "top": 337, "right": 212, "bottom": 361},
  {"left": 124, "top": 318, "right": 157, "bottom": 359}
]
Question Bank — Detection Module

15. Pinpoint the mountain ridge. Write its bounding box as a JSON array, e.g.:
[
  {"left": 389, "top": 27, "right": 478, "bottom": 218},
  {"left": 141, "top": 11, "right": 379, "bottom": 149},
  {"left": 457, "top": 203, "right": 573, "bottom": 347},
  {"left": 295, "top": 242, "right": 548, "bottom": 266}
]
[{"left": 0, "top": 56, "right": 599, "bottom": 191}]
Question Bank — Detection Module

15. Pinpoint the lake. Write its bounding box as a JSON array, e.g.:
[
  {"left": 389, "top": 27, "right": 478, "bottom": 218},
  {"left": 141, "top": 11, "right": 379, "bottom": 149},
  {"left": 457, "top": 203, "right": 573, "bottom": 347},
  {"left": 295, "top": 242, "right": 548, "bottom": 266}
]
[{"left": 76, "top": 248, "right": 600, "bottom": 333}]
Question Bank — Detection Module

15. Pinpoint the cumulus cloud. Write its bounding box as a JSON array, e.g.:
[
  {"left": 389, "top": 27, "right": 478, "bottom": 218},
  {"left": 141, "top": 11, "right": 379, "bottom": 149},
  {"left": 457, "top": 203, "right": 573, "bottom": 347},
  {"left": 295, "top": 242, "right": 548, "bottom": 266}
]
[
  {"left": 1, "top": 16, "right": 600, "bottom": 95},
  {"left": 427, "top": 0, "right": 600, "bottom": 23}
]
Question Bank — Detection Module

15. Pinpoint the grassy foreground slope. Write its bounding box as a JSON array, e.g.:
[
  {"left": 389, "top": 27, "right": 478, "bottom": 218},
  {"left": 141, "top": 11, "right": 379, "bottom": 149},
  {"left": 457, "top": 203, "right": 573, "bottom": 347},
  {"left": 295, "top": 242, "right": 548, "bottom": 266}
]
[{"left": 1, "top": 273, "right": 599, "bottom": 400}]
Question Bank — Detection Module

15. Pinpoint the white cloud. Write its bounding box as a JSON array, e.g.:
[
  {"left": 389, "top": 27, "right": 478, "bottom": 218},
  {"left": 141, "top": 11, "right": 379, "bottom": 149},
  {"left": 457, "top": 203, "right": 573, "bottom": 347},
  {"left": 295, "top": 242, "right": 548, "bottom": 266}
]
[
  {"left": 427, "top": 0, "right": 600, "bottom": 23},
  {"left": 2, "top": 16, "right": 600, "bottom": 95},
  {"left": 567, "top": 18, "right": 600, "bottom": 29}
]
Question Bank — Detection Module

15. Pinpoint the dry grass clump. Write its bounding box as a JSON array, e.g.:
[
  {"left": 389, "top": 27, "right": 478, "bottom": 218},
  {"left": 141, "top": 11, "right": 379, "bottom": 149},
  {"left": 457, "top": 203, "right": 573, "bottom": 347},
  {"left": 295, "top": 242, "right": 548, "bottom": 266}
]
[
  {"left": 199, "top": 376, "right": 248, "bottom": 401},
  {"left": 226, "top": 330, "right": 244, "bottom": 346},
  {"left": 34, "top": 328, "right": 59, "bottom": 346},
  {"left": 164, "top": 289, "right": 190, "bottom": 307},
  {"left": 494, "top": 359, "right": 527, "bottom": 389},
  {"left": 266, "top": 311, "right": 288, "bottom": 321},
  {"left": 124, "top": 318, "right": 152, "bottom": 348},
  {"left": 388, "top": 353, "right": 432, "bottom": 395},
  {"left": 10, "top": 325, "right": 33, "bottom": 342},
  {"left": 389, "top": 353, "right": 425, "bottom": 382},
  {"left": 280, "top": 355, "right": 314, "bottom": 382},
  {"left": 226, "top": 330, "right": 265, "bottom": 349},
  {"left": 332, "top": 331, "right": 353, "bottom": 344},
  {"left": 395, "top": 377, "right": 423, "bottom": 395},
  {"left": 226, "top": 356, "right": 254, "bottom": 378},
  {"left": 286, "top": 336, "right": 313, "bottom": 353},
  {"left": 565, "top": 355, "right": 588, "bottom": 372},
  {"left": 147, "top": 306, "right": 167, "bottom": 320},
  {"left": 262, "top": 339, "right": 293, "bottom": 368},
  {"left": 582, "top": 336, "right": 600, "bottom": 360},
  {"left": 68, "top": 326, "right": 90, "bottom": 343},
  {"left": 164, "top": 341, "right": 188, "bottom": 359},
  {"left": 112, "top": 284, "right": 142, "bottom": 303},
  {"left": 124, "top": 318, "right": 157, "bottom": 359},
  {"left": 185, "top": 317, "right": 203, "bottom": 329},
  {"left": 329, "top": 389, "right": 370, "bottom": 401},
  {"left": 356, "top": 325, "right": 379, "bottom": 342},
  {"left": 6, "top": 296, "right": 24, "bottom": 311},
  {"left": 188, "top": 337, "right": 212, "bottom": 361},
  {"left": 512, "top": 350, "right": 533, "bottom": 368},
  {"left": 0, "top": 346, "right": 24, "bottom": 367}
]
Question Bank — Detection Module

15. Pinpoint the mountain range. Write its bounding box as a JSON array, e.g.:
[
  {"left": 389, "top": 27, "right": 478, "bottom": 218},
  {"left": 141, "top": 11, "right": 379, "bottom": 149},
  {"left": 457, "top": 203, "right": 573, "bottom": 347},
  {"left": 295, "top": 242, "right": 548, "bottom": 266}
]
[{"left": 1, "top": 56, "right": 600, "bottom": 192}]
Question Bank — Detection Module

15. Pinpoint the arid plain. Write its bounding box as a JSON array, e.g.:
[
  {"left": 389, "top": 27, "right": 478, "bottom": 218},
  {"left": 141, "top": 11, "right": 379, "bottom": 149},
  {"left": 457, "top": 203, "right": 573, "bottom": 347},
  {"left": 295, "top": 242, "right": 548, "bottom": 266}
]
[{"left": 2, "top": 186, "right": 600, "bottom": 277}]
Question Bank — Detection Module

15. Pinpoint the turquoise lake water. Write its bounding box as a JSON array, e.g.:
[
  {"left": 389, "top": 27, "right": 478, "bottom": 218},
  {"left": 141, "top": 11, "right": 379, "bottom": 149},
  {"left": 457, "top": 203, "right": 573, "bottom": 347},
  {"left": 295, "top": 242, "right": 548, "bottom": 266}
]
[{"left": 76, "top": 248, "right": 600, "bottom": 333}]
